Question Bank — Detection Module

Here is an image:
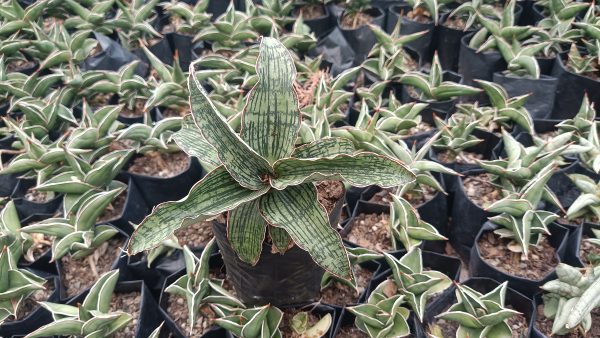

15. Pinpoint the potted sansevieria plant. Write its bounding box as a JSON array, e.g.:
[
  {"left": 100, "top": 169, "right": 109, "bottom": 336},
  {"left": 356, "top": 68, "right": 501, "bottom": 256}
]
[
  {"left": 126, "top": 37, "right": 415, "bottom": 306},
  {"left": 337, "top": 0, "right": 385, "bottom": 65}
]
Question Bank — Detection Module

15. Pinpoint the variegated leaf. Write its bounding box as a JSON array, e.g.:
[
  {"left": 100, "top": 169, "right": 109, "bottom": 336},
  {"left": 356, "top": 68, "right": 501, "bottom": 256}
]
[
  {"left": 227, "top": 199, "right": 267, "bottom": 265},
  {"left": 188, "top": 66, "right": 272, "bottom": 189},
  {"left": 127, "top": 167, "right": 269, "bottom": 255},
  {"left": 240, "top": 37, "right": 300, "bottom": 164},
  {"left": 259, "top": 183, "right": 352, "bottom": 281},
  {"left": 270, "top": 153, "right": 415, "bottom": 190},
  {"left": 172, "top": 114, "right": 220, "bottom": 170},
  {"left": 292, "top": 137, "right": 355, "bottom": 159}
]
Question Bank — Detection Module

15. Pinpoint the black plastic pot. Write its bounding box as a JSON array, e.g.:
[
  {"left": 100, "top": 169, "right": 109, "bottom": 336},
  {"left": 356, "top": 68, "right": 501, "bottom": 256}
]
[
  {"left": 469, "top": 221, "right": 569, "bottom": 298},
  {"left": 436, "top": 13, "right": 475, "bottom": 71},
  {"left": 18, "top": 247, "right": 59, "bottom": 276},
  {"left": 212, "top": 188, "right": 346, "bottom": 307},
  {"left": 123, "top": 155, "right": 204, "bottom": 208},
  {"left": 0, "top": 154, "right": 18, "bottom": 198},
  {"left": 308, "top": 27, "right": 356, "bottom": 76},
  {"left": 131, "top": 37, "right": 173, "bottom": 72},
  {"left": 532, "top": 4, "right": 545, "bottom": 25},
  {"left": 101, "top": 178, "right": 150, "bottom": 235},
  {"left": 337, "top": 7, "right": 385, "bottom": 66},
  {"left": 492, "top": 72, "right": 558, "bottom": 119},
  {"left": 419, "top": 277, "right": 535, "bottom": 337},
  {"left": 458, "top": 33, "right": 506, "bottom": 103},
  {"left": 449, "top": 169, "right": 496, "bottom": 261},
  {"left": 358, "top": 175, "right": 448, "bottom": 253},
  {"left": 10, "top": 179, "right": 63, "bottom": 220},
  {"left": 547, "top": 161, "right": 600, "bottom": 211},
  {"left": 386, "top": 4, "right": 435, "bottom": 61},
  {"left": 0, "top": 276, "right": 61, "bottom": 337},
  {"left": 563, "top": 222, "right": 600, "bottom": 267},
  {"left": 517, "top": 0, "right": 536, "bottom": 25},
  {"left": 550, "top": 54, "right": 600, "bottom": 119},
  {"left": 401, "top": 70, "right": 462, "bottom": 116},
  {"left": 83, "top": 33, "right": 148, "bottom": 77},
  {"left": 293, "top": 4, "right": 334, "bottom": 38},
  {"left": 67, "top": 280, "right": 162, "bottom": 338},
  {"left": 168, "top": 32, "right": 195, "bottom": 71}
]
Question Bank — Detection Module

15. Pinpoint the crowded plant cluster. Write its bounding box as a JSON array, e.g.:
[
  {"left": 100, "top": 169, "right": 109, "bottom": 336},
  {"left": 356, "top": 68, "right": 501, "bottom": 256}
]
[{"left": 0, "top": 0, "right": 599, "bottom": 337}]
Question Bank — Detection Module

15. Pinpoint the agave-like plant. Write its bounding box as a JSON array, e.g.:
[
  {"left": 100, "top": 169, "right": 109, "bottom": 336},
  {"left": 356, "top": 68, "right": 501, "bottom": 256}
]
[
  {"left": 113, "top": 0, "right": 163, "bottom": 50},
  {"left": 195, "top": 3, "right": 259, "bottom": 52},
  {"left": 557, "top": 94, "right": 596, "bottom": 137},
  {"left": 165, "top": 239, "right": 243, "bottom": 334},
  {"left": 485, "top": 164, "right": 559, "bottom": 258},
  {"left": 161, "top": 0, "right": 211, "bottom": 35},
  {"left": 540, "top": 263, "right": 600, "bottom": 335},
  {"left": 0, "top": 245, "right": 46, "bottom": 325},
  {"left": 432, "top": 114, "right": 483, "bottom": 162},
  {"left": 389, "top": 193, "right": 446, "bottom": 251},
  {"left": 434, "top": 282, "right": 521, "bottom": 338},
  {"left": 0, "top": 201, "right": 33, "bottom": 263},
  {"left": 213, "top": 304, "right": 283, "bottom": 338},
  {"left": 383, "top": 248, "right": 452, "bottom": 321},
  {"left": 566, "top": 174, "right": 600, "bottom": 222},
  {"left": 347, "top": 281, "right": 412, "bottom": 337},
  {"left": 127, "top": 37, "right": 414, "bottom": 283},
  {"left": 399, "top": 54, "right": 482, "bottom": 102},
  {"left": 576, "top": 121, "right": 600, "bottom": 174},
  {"left": 25, "top": 270, "right": 132, "bottom": 338}
]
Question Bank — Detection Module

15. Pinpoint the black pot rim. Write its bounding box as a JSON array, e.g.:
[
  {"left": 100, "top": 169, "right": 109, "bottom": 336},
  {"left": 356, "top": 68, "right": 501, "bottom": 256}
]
[
  {"left": 492, "top": 71, "right": 558, "bottom": 82},
  {"left": 555, "top": 53, "right": 600, "bottom": 84}
]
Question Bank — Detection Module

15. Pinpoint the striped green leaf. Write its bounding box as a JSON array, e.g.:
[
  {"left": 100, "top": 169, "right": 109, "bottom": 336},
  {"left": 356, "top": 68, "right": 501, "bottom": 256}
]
[
  {"left": 188, "top": 67, "right": 272, "bottom": 190},
  {"left": 227, "top": 199, "right": 267, "bottom": 265},
  {"left": 292, "top": 138, "right": 355, "bottom": 159},
  {"left": 269, "top": 226, "right": 292, "bottom": 253},
  {"left": 240, "top": 37, "right": 300, "bottom": 164},
  {"left": 172, "top": 114, "right": 221, "bottom": 170},
  {"left": 270, "top": 153, "right": 415, "bottom": 190},
  {"left": 127, "top": 167, "right": 269, "bottom": 255},
  {"left": 259, "top": 184, "right": 352, "bottom": 281}
]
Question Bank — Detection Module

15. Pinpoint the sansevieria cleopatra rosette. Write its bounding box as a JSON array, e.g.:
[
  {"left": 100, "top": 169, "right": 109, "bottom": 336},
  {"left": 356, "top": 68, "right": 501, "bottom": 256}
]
[{"left": 126, "top": 37, "right": 415, "bottom": 282}]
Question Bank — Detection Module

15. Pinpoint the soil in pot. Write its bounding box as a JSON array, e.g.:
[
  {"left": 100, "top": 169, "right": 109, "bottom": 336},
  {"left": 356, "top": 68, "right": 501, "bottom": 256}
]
[
  {"left": 89, "top": 92, "right": 115, "bottom": 109},
  {"left": 120, "top": 98, "right": 146, "bottom": 118},
  {"left": 340, "top": 11, "right": 372, "bottom": 29},
  {"left": 24, "top": 187, "right": 54, "bottom": 203},
  {"left": 478, "top": 232, "right": 558, "bottom": 280},
  {"left": 294, "top": 4, "right": 325, "bottom": 19},
  {"left": 462, "top": 173, "right": 502, "bottom": 209},
  {"left": 538, "top": 130, "right": 559, "bottom": 142},
  {"left": 6, "top": 59, "right": 36, "bottom": 73},
  {"left": 403, "top": 7, "right": 433, "bottom": 24},
  {"left": 127, "top": 151, "right": 191, "bottom": 178},
  {"left": 61, "top": 237, "right": 125, "bottom": 297},
  {"left": 109, "top": 291, "right": 141, "bottom": 338},
  {"left": 174, "top": 216, "right": 223, "bottom": 249},
  {"left": 535, "top": 304, "right": 600, "bottom": 337},
  {"left": 437, "top": 150, "right": 483, "bottom": 164},
  {"left": 28, "top": 233, "right": 52, "bottom": 262},
  {"left": 337, "top": 325, "right": 368, "bottom": 337},
  {"left": 579, "top": 235, "right": 600, "bottom": 266},
  {"left": 320, "top": 266, "right": 373, "bottom": 306},
  {"left": 444, "top": 15, "right": 466, "bottom": 30},
  {"left": 167, "top": 295, "right": 218, "bottom": 336},
  {"left": 97, "top": 190, "right": 127, "bottom": 223},
  {"left": 344, "top": 212, "right": 393, "bottom": 251},
  {"left": 4, "top": 279, "right": 54, "bottom": 322},
  {"left": 368, "top": 185, "right": 437, "bottom": 208},
  {"left": 316, "top": 181, "right": 345, "bottom": 214},
  {"left": 162, "top": 107, "right": 190, "bottom": 118}
]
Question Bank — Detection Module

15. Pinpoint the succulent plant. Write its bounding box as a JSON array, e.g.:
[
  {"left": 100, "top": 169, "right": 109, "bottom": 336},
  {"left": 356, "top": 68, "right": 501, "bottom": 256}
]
[
  {"left": 0, "top": 245, "right": 46, "bottom": 325},
  {"left": 494, "top": 36, "right": 547, "bottom": 78},
  {"left": 25, "top": 270, "right": 132, "bottom": 338},
  {"left": 584, "top": 229, "right": 600, "bottom": 265},
  {"left": 113, "top": 0, "right": 162, "bottom": 50},
  {"left": 540, "top": 263, "right": 600, "bottom": 335},
  {"left": 565, "top": 44, "right": 598, "bottom": 76},
  {"left": 165, "top": 239, "right": 243, "bottom": 333},
  {"left": 557, "top": 94, "right": 596, "bottom": 137},
  {"left": 127, "top": 37, "right": 415, "bottom": 282},
  {"left": 65, "top": 103, "right": 125, "bottom": 157},
  {"left": 0, "top": 0, "right": 46, "bottom": 37},
  {"left": 432, "top": 114, "right": 483, "bottom": 162},
  {"left": 0, "top": 201, "right": 33, "bottom": 263},
  {"left": 143, "top": 46, "right": 189, "bottom": 112},
  {"left": 485, "top": 163, "right": 560, "bottom": 258},
  {"left": 161, "top": 0, "right": 211, "bottom": 35},
  {"left": 404, "top": 0, "right": 454, "bottom": 25},
  {"left": 346, "top": 281, "right": 412, "bottom": 338},
  {"left": 290, "top": 311, "right": 332, "bottom": 338},
  {"left": 535, "top": 0, "right": 590, "bottom": 23},
  {"left": 116, "top": 116, "right": 182, "bottom": 153},
  {"left": 196, "top": 3, "right": 259, "bottom": 52},
  {"left": 576, "top": 121, "right": 600, "bottom": 174},
  {"left": 566, "top": 174, "right": 600, "bottom": 222},
  {"left": 62, "top": 0, "right": 118, "bottom": 35},
  {"left": 399, "top": 54, "right": 482, "bottom": 101},
  {"left": 213, "top": 304, "right": 283, "bottom": 338},
  {"left": 472, "top": 80, "right": 534, "bottom": 134},
  {"left": 22, "top": 187, "right": 124, "bottom": 262},
  {"left": 434, "top": 281, "right": 521, "bottom": 338},
  {"left": 320, "top": 246, "right": 382, "bottom": 291},
  {"left": 25, "top": 25, "right": 97, "bottom": 71},
  {"left": 389, "top": 193, "right": 446, "bottom": 251},
  {"left": 449, "top": 0, "right": 502, "bottom": 31},
  {"left": 383, "top": 248, "right": 452, "bottom": 320}
]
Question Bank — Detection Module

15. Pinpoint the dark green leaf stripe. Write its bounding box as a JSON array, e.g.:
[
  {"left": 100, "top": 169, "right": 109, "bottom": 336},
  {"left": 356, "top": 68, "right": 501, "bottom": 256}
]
[
  {"left": 271, "top": 153, "right": 415, "bottom": 190},
  {"left": 259, "top": 184, "right": 352, "bottom": 281},
  {"left": 188, "top": 68, "right": 272, "bottom": 189},
  {"left": 172, "top": 115, "right": 220, "bottom": 168},
  {"left": 227, "top": 199, "right": 267, "bottom": 265},
  {"left": 292, "top": 138, "right": 355, "bottom": 159},
  {"left": 269, "top": 226, "right": 292, "bottom": 253},
  {"left": 240, "top": 37, "right": 300, "bottom": 164},
  {"left": 128, "top": 167, "right": 269, "bottom": 254}
]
